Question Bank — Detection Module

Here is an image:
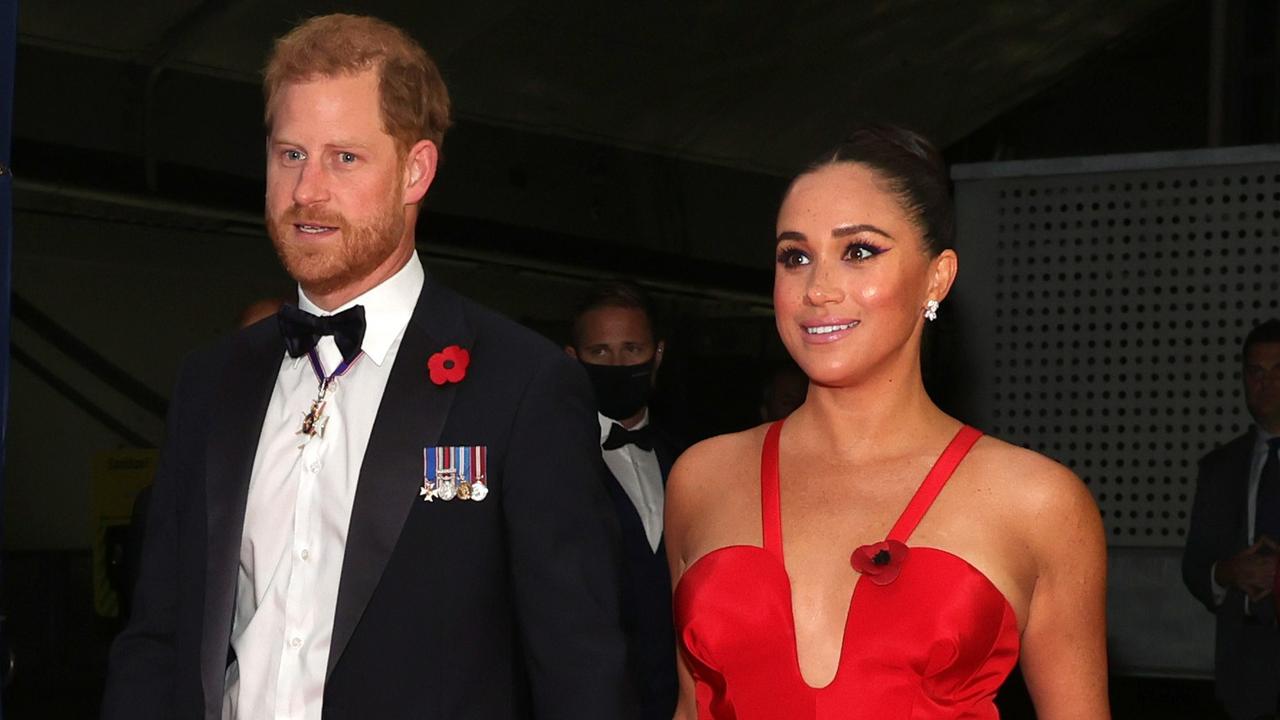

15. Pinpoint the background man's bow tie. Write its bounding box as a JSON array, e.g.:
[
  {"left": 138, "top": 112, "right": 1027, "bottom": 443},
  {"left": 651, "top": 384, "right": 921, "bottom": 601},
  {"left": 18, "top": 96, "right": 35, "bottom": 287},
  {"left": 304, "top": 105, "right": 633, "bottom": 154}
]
[
  {"left": 603, "top": 422, "right": 654, "bottom": 452},
  {"left": 278, "top": 303, "right": 366, "bottom": 364}
]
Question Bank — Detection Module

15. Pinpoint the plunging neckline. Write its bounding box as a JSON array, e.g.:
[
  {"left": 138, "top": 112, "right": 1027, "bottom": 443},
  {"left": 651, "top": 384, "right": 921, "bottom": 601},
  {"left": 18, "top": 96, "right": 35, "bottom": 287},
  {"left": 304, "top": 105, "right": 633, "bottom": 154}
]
[{"left": 752, "top": 420, "right": 987, "bottom": 691}]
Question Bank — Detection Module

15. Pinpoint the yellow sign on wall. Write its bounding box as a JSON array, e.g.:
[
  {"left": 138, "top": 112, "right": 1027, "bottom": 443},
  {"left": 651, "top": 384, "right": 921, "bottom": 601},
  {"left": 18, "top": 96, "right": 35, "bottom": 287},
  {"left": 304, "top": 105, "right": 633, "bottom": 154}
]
[{"left": 90, "top": 449, "right": 158, "bottom": 618}]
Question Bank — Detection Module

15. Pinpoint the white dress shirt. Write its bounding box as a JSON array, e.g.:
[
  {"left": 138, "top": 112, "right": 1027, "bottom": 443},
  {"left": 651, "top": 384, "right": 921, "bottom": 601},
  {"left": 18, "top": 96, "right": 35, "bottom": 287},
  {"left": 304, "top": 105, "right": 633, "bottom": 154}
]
[
  {"left": 1210, "top": 426, "right": 1280, "bottom": 606},
  {"left": 224, "top": 253, "right": 424, "bottom": 720},
  {"left": 598, "top": 410, "right": 665, "bottom": 552}
]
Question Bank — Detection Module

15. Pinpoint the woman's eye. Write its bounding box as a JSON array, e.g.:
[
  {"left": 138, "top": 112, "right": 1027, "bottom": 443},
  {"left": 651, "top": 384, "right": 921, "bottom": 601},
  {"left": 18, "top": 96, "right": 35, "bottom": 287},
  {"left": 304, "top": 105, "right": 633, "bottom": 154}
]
[
  {"left": 844, "top": 243, "right": 883, "bottom": 261},
  {"left": 776, "top": 248, "right": 809, "bottom": 268}
]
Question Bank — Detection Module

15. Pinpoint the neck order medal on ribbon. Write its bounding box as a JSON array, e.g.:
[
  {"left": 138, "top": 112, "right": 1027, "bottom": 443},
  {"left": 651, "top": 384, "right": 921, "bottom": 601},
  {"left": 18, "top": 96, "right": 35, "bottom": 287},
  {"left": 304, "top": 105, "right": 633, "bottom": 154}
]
[
  {"left": 299, "top": 393, "right": 329, "bottom": 440},
  {"left": 297, "top": 349, "right": 362, "bottom": 446}
]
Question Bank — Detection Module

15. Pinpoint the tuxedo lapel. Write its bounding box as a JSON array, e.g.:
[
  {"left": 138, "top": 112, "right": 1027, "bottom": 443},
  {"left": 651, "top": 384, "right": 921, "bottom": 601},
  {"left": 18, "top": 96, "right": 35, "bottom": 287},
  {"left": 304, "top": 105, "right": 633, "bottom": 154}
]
[
  {"left": 327, "top": 279, "right": 473, "bottom": 678},
  {"left": 602, "top": 465, "right": 649, "bottom": 542},
  {"left": 602, "top": 420, "right": 681, "bottom": 554},
  {"left": 200, "top": 324, "right": 282, "bottom": 716}
]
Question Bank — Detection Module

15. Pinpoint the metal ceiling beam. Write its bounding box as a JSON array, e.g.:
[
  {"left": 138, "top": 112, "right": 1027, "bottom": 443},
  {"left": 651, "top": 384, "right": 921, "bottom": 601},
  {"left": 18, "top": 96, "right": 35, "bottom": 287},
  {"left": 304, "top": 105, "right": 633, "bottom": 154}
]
[{"left": 140, "top": 0, "right": 256, "bottom": 191}]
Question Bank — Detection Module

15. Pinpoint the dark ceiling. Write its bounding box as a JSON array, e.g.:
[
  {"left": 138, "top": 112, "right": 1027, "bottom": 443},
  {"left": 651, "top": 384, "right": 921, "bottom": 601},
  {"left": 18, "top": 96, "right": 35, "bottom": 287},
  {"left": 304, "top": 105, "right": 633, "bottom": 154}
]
[
  {"left": 10, "top": 0, "right": 1274, "bottom": 299},
  {"left": 17, "top": 0, "right": 1180, "bottom": 175}
]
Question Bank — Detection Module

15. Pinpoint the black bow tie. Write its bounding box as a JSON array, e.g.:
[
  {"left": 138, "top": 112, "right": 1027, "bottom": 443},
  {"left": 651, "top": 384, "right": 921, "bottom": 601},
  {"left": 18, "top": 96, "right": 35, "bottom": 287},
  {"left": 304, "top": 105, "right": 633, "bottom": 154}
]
[
  {"left": 278, "top": 303, "right": 366, "bottom": 364},
  {"left": 603, "top": 422, "right": 654, "bottom": 452}
]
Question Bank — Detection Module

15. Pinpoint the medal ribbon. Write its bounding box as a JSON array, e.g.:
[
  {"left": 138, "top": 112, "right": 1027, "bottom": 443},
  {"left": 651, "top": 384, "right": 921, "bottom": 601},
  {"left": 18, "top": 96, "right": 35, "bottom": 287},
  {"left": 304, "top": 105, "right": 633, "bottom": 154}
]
[
  {"left": 307, "top": 347, "right": 363, "bottom": 388},
  {"left": 422, "top": 445, "right": 489, "bottom": 501}
]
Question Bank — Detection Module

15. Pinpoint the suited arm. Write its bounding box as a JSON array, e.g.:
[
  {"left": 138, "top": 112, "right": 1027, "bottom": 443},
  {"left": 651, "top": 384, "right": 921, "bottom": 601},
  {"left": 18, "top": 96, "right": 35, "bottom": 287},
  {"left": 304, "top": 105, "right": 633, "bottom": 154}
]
[
  {"left": 1182, "top": 456, "right": 1237, "bottom": 613},
  {"left": 502, "top": 353, "right": 639, "bottom": 720},
  {"left": 101, "top": 360, "right": 194, "bottom": 718}
]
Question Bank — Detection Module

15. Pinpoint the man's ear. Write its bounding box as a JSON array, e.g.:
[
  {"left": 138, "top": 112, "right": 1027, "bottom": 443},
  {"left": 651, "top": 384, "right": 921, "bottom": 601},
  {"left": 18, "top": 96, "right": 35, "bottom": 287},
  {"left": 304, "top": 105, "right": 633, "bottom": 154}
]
[
  {"left": 403, "top": 139, "right": 439, "bottom": 204},
  {"left": 565, "top": 346, "right": 578, "bottom": 359}
]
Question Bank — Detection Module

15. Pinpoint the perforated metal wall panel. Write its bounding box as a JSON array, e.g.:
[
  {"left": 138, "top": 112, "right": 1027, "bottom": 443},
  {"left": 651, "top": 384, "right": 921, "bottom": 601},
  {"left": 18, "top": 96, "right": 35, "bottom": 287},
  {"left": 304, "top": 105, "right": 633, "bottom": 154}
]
[{"left": 953, "top": 147, "right": 1280, "bottom": 549}]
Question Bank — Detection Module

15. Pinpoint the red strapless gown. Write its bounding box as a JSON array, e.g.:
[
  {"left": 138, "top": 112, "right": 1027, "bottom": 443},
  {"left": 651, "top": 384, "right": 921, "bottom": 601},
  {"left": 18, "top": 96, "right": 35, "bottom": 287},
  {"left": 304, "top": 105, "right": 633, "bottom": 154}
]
[{"left": 674, "top": 422, "right": 1020, "bottom": 719}]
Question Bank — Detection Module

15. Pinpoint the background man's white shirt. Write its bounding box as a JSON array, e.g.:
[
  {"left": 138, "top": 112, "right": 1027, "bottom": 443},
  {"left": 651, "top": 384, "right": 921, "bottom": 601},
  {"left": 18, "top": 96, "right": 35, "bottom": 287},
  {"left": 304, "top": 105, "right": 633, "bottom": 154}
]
[{"left": 598, "top": 410, "right": 664, "bottom": 552}]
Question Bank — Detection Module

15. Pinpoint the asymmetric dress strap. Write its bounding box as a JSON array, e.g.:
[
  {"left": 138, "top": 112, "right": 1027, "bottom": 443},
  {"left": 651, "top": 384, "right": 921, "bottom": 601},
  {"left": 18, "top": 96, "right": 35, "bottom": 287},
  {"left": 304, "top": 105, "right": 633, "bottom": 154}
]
[{"left": 760, "top": 420, "right": 985, "bottom": 553}]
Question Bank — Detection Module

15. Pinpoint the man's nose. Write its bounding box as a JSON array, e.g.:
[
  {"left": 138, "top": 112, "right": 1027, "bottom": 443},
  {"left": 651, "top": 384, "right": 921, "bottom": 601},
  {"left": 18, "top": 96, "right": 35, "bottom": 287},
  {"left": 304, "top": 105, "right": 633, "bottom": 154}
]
[{"left": 293, "top": 160, "right": 330, "bottom": 206}]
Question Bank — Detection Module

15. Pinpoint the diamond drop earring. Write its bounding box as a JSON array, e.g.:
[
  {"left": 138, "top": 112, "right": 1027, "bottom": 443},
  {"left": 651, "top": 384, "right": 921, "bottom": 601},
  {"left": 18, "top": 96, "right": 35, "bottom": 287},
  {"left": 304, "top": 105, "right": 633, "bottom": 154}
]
[{"left": 924, "top": 299, "right": 940, "bottom": 322}]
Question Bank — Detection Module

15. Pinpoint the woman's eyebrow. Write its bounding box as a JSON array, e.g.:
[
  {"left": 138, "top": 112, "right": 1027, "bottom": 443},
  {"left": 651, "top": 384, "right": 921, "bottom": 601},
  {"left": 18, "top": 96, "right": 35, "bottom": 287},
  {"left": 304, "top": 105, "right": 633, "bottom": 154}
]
[{"left": 833, "top": 223, "right": 894, "bottom": 240}]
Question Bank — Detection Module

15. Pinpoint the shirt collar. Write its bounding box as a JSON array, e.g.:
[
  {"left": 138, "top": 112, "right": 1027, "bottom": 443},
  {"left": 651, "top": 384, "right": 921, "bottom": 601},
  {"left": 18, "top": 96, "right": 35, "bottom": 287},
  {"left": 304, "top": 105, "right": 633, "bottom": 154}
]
[
  {"left": 297, "top": 251, "right": 424, "bottom": 367},
  {"left": 598, "top": 409, "right": 649, "bottom": 445}
]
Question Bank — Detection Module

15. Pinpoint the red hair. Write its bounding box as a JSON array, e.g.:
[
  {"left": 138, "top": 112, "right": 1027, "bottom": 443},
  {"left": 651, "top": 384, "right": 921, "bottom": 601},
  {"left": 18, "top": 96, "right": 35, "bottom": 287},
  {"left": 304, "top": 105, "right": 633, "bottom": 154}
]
[{"left": 263, "top": 14, "right": 452, "bottom": 152}]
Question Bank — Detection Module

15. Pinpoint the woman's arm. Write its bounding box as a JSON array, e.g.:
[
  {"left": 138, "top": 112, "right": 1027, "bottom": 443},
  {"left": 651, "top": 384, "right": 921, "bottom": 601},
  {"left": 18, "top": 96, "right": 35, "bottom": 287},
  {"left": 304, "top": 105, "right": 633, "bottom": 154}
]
[
  {"left": 665, "top": 451, "right": 703, "bottom": 720},
  {"left": 662, "top": 430, "right": 761, "bottom": 720},
  {"left": 672, "top": 649, "right": 700, "bottom": 720},
  {"left": 1017, "top": 463, "right": 1111, "bottom": 719}
]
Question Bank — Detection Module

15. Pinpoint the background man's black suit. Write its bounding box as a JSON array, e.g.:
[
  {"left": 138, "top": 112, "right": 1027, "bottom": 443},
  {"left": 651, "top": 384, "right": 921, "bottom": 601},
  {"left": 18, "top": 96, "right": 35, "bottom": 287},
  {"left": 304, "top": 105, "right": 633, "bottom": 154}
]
[
  {"left": 1183, "top": 431, "right": 1280, "bottom": 720},
  {"left": 102, "top": 279, "right": 637, "bottom": 719},
  {"left": 599, "top": 423, "right": 682, "bottom": 720}
]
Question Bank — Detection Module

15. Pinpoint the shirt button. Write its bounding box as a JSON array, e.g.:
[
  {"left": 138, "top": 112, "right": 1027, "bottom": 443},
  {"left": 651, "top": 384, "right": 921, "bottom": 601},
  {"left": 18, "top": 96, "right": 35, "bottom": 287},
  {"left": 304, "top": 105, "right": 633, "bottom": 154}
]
[
  {"left": 289, "top": 637, "right": 302, "bottom": 649},
  {"left": 308, "top": 461, "right": 323, "bottom": 473},
  {"left": 300, "top": 549, "right": 310, "bottom": 561}
]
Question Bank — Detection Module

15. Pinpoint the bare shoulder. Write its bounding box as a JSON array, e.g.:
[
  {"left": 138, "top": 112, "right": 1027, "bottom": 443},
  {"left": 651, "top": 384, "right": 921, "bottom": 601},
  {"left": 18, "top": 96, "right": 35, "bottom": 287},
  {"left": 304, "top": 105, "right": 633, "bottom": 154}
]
[
  {"left": 668, "top": 424, "right": 768, "bottom": 506},
  {"left": 665, "top": 424, "right": 770, "bottom": 561},
  {"left": 674, "top": 424, "right": 768, "bottom": 470},
  {"left": 967, "top": 434, "right": 1093, "bottom": 511},
  {"left": 966, "top": 434, "right": 1104, "bottom": 562}
]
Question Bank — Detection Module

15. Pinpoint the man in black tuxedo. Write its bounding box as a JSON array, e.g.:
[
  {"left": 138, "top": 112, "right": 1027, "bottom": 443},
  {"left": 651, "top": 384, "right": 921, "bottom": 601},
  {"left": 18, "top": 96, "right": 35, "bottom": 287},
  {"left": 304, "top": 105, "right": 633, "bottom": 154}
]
[
  {"left": 565, "top": 281, "right": 680, "bottom": 720},
  {"left": 102, "top": 14, "right": 636, "bottom": 720},
  {"left": 1184, "top": 318, "right": 1280, "bottom": 720}
]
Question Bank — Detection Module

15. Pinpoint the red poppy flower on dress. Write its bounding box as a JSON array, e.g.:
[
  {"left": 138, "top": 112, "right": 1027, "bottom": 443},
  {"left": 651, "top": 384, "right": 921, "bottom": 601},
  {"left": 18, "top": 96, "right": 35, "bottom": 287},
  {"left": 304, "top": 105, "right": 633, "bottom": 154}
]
[
  {"left": 850, "top": 539, "right": 910, "bottom": 586},
  {"left": 428, "top": 345, "right": 470, "bottom": 385}
]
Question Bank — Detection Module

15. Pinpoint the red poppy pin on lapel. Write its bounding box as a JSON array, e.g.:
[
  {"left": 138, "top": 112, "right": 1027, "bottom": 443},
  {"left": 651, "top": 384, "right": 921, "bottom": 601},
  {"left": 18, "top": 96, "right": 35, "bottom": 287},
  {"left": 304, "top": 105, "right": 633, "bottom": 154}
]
[{"left": 428, "top": 345, "right": 470, "bottom": 385}]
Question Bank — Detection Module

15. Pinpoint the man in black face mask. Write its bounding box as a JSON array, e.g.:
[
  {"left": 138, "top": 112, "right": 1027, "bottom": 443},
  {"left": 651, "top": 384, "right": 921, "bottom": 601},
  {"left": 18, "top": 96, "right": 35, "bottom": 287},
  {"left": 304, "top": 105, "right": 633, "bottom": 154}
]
[{"left": 566, "top": 281, "right": 679, "bottom": 720}]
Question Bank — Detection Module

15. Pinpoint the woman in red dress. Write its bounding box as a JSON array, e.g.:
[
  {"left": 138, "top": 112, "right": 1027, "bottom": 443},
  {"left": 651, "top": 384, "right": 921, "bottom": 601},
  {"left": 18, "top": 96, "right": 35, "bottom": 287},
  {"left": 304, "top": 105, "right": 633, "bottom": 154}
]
[{"left": 666, "top": 126, "right": 1109, "bottom": 719}]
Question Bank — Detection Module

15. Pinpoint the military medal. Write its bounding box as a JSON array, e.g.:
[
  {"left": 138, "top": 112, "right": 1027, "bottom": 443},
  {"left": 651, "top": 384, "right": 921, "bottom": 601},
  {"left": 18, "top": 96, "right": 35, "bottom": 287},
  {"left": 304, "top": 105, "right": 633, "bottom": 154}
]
[
  {"left": 469, "top": 445, "right": 489, "bottom": 501},
  {"left": 456, "top": 445, "right": 473, "bottom": 499},
  {"left": 437, "top": 447, "right": 458, "bottom": 501},
  {"left": 420, "top": 447, "right": 437, "bottom": 501},
  {"left": 297, "top": 349, "right": 362, "bottom": 445},
  {"left": 422, "top": 445, "right": 489, "bottom": 502}
]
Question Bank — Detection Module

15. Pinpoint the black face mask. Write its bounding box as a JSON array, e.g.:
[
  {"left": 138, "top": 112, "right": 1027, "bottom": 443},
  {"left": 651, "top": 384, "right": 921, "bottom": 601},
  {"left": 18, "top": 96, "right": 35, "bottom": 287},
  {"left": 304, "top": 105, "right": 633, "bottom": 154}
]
[{"left": 580, "top": 360, "right": 654, "bottom": 421}]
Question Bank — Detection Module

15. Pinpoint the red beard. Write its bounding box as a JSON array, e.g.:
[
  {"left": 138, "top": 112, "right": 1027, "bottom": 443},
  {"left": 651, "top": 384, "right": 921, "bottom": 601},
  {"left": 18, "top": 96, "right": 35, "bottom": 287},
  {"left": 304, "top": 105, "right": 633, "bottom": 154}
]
[{"left": 267, "top": 201, "right": 405, "bottom": 298}]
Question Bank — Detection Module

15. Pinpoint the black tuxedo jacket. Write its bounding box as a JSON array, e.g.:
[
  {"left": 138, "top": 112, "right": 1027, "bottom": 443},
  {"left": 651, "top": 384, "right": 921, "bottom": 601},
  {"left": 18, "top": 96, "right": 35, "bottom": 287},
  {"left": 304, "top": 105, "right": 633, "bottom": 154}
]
[
  {"left": 598, "top": 421, "right": 682, "bottom": 720},
  {"left": 102, "top": 280, "right": 638, "bottom": 720},
  {"left": 1183, "top": 430, "right": 1279, "bottom": 720}
]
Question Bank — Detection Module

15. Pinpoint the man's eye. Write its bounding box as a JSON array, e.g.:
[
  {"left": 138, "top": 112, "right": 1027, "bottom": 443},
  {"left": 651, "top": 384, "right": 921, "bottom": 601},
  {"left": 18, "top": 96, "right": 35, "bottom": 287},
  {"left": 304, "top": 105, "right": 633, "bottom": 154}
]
[
  {"left": 283, "top": 149, "right": 305, "bottom": 163},
  {"left": 338, "top": 152, "right": 357, "bottom": 164}
]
